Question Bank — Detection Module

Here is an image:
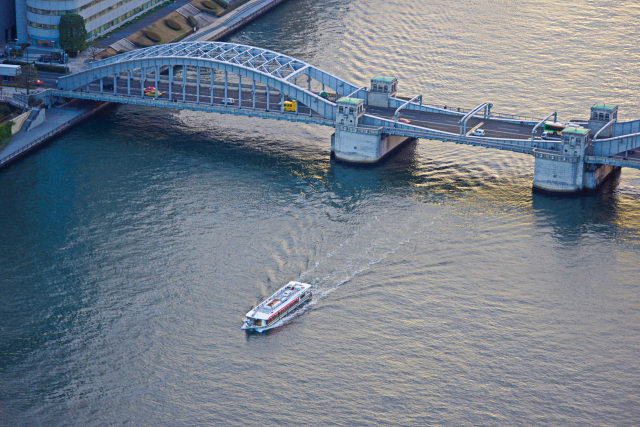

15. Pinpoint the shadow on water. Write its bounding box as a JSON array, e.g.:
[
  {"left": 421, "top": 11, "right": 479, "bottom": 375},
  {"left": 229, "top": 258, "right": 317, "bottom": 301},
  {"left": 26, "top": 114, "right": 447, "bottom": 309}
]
[{"left": 530, "top": 170, "right": 640, "bottom": 244}]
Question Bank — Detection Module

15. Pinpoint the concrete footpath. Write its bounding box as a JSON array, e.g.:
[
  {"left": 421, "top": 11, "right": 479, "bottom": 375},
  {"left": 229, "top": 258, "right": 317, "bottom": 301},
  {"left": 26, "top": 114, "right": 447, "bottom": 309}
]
[{"left": 0, "top": 101, "right": 109, "bottom": 169}]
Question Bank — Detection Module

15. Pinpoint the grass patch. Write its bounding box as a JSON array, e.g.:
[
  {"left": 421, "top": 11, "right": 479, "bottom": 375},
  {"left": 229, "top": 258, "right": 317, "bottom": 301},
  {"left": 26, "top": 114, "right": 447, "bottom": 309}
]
[
  {"left": 0, "top": 120, "right": 13, "bottom": 151},
  {"left": 144, "top": 30, "right": 162, "bottom": 43},
  {"left": 165, "top": 18, "right": 182, "bottom": 31},
  {"left": 193, "top": 0, "right": 226, "bottom": 16},
  {"left": 128, "top": 11, "right": 191, "bottom": 47}
]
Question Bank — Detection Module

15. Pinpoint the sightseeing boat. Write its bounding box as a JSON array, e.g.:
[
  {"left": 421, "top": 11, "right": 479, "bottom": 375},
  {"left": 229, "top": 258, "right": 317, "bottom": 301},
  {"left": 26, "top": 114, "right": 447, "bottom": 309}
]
[{"left": 242, "top": 281, "right": 312, "bottom": 332}]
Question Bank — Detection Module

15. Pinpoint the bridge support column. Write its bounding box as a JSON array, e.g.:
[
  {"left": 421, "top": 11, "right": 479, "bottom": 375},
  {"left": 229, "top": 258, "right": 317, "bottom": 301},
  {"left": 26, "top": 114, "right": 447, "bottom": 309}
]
[
  {"left": 238, "top": 75, "right": 242, "bottom": 107},
  {"left": 210, "top": 68, "right": 214, "bottom": 105},
  {"left": 252, "top": 80, "right": 256, "bottom": 109},
  {"left": 332, "top": 127, "right": 413, "bottom": 164},
  {"left": 224, "top": 71, "right": 228, "bottom": 102},
  {"left": 531, "top": 126, "right": 619, "bottom": 193},
  {"left": 113, "top": 75, "right": 117, "bottom": 95},
  {"left": 127, "top": 71, "right": 131, "bottom": 96},
  {"left": 583, "top": 164, "right": 620, "bottom": 191},
  {"left": 331, "top": 97, "right": 413, "bottom": 164},
  {"left": 196, "top": 66, "right": 200, "bottom": 103},
  {"left": 532, "top": 155, "right": 619, "bottom": 193},
  {"left": 266, "top": 86, "right": 270, "bottom": 111},
  {"left": 182, "top": 66, "right": 186, "bottom": 101},
  {"left": 140, "top": 68, "right": 145, "bottom": 97},
  {"left": 532, "top": 151, "right": 585, "bottom": 193},
  {"left": 168, "top": 66, "right": 173, "bottom": 101},
  {"left": 155, "top": 66, "right": 159, "bottom": 99}
]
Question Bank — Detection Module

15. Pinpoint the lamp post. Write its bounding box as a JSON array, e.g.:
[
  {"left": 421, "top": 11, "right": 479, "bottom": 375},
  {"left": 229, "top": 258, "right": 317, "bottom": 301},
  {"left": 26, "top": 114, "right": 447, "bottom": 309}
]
[{"left": 22, "top": 43, "right": 31, "bottom": 95}]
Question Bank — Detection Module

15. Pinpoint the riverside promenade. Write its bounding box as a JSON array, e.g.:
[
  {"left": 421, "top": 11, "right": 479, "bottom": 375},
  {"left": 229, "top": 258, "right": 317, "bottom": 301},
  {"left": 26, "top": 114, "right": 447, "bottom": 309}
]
[{"left": 0, "top": 100, "right": 109, "bottom": 169}]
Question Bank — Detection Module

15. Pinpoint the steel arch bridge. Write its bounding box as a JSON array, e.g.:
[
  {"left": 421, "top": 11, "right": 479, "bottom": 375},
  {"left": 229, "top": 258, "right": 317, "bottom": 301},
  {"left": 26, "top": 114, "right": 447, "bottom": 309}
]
[
  {"left": 56, "top": 41, "right": 365, "bottom": 123},
  {"left": 50, "top": 40, "right": 640, "bottom": 193}
]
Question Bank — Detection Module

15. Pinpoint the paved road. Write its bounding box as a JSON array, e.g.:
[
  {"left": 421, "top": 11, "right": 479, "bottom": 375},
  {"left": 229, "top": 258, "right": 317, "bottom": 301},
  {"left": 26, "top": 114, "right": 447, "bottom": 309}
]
[
  {"left": 75, "top": 79, "right": 543, "bottom": 139},
  {"left": 366, "top": 106, "right": 539, "bottom": 140},
  {"left": 84, "top": 77, "right": 316, "bottom": 116}
]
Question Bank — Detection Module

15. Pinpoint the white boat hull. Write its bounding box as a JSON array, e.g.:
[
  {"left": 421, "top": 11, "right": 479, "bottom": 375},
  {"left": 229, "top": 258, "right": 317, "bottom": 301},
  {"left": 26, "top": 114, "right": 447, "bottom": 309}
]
[{"left": 242, "top": 289, "right": 312, "bottom": 332}]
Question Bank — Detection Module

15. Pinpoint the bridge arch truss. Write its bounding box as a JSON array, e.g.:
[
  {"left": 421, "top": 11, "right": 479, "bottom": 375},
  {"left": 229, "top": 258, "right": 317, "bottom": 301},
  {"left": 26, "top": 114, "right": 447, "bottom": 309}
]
[{"left": 57, "top": 42, "right": 363, "bottom": 121}]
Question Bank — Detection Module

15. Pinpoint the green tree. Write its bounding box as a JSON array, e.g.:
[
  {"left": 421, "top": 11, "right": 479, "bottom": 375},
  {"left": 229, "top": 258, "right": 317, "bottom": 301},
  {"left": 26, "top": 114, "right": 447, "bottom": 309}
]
[{"left": 59, "top": 14, "right": 87, "bottom": 54}]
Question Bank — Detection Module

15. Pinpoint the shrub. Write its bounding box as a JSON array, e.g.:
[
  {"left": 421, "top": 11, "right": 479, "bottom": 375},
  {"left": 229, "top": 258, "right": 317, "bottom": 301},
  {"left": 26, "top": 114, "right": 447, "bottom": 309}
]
[
  {"left": 187, "top": 16, "right": 197, "bottom": 28},
  {"left": 0, "top": 105, "right": 10, "bottom": 119},
  {"left": 212, "top": 0, "right": 228, "bottom": 8},
  {"left": 144, "top": 30, "right": 162, "bottom": 43},
  {"left": 202, "top": 0, "right": 218, "bottom": 9},
  {"left": 0, "top": 121, "right": 13, "bottom": 142},
  {"left": 165, "top": 18, "right": 182, "bottom": 31}
]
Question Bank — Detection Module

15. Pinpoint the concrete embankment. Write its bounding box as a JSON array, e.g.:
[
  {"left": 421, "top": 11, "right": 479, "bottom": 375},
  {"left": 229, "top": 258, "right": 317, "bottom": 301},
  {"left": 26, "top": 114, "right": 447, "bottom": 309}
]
[
  {"left": 186, "top": 0, "right": 289, "bottom": 42},
  {"left": 0, "top": 101, "right": 110, "bottom": 169}
]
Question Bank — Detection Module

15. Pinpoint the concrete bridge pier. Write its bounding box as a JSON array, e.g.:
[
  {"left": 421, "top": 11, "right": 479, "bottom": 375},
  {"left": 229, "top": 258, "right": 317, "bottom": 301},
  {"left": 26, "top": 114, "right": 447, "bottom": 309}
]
[
  {"left": 532, "top": 126, "right": 619, "bottom": 193},
  {"left": 331, "top": 96, "right": 413, "bottom": 164}
]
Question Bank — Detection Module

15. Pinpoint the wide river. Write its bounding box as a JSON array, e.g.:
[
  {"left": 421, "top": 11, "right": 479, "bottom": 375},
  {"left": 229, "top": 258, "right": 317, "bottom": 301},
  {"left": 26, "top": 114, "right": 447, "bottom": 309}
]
[{"left": 2, "top": 0, "right": 640, "bottom": 424}]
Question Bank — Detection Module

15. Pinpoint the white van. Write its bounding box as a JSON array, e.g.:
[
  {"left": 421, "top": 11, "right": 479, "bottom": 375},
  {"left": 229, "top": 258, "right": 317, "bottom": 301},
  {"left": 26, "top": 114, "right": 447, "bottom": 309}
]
[{"left": 223, "top": 98, "right": 234, "bottom": 105}]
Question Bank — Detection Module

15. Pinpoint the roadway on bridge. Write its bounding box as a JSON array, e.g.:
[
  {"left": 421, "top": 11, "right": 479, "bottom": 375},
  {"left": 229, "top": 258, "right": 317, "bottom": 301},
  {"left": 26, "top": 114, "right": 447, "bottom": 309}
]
[
  {"left": 82, "top": 77, "right": 317, "bottom": 116},
  {"left": 366, "top": 106, "right": 540, "bottom": 140}
]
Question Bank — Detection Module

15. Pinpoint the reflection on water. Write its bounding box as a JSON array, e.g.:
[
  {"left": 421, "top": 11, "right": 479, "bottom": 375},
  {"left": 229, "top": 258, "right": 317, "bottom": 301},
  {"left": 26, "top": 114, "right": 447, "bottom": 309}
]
[{"left": 2, "top": 0, "right": 640, "bottom": 425}]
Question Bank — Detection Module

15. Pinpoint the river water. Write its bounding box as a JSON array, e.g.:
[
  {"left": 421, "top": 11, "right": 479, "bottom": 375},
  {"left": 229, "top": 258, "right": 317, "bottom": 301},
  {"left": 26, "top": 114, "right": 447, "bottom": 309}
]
[{"left": 2, "top": 0, "right": 640, "bottom": 424}]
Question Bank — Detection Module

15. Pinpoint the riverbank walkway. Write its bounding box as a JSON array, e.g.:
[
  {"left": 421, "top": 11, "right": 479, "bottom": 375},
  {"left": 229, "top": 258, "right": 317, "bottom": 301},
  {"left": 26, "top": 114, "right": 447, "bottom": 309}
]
[{"left": 0, "top": 100, "right": 106, "bottom": 168}]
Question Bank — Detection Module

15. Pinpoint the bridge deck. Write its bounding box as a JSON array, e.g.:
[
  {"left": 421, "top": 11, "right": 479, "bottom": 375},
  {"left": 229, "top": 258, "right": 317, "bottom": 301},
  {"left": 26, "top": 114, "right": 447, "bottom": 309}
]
[{"left": 366, "top": 106, "right": 538, "bottom": 140}]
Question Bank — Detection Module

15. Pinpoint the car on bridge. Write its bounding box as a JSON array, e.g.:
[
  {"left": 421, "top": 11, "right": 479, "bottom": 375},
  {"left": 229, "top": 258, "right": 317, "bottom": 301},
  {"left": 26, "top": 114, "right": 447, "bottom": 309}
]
[
  {"left": 398, "top": 118, "right": 411, "bottom": 124},
  {"left": 472, "top": 128, "right": 485, "bottom": 136},
  {"left": 143, "top": 86, "right": 162, "bottom": 97},
  {"left": 223, "top": 97, "right": 235, "bottom": 105}
]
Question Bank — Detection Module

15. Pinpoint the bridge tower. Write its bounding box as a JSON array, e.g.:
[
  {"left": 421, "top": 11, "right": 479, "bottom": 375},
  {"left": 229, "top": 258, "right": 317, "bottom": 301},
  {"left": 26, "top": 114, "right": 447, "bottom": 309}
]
[
  {"left": 331, "top": 96, "right": 413, "bottom": 164},
  {"left": 367, "top": 76, "right": 398, "bottom": 108},
  {"left": 587, "top": 103, "right": 618, "bottom": 137}
]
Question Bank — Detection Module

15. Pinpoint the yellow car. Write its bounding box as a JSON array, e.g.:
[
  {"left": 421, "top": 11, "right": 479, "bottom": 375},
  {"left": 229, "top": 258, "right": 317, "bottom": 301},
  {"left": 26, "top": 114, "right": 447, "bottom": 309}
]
[{"left": 144, "top": 86, "right": 162, "bottom": 97}]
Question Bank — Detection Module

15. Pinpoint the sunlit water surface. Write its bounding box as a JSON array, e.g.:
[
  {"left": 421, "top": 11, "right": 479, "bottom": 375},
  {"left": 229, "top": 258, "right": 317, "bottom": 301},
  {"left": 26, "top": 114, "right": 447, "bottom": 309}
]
[{"left": 2, "top": 0, "right": 640, "bottom": 424}]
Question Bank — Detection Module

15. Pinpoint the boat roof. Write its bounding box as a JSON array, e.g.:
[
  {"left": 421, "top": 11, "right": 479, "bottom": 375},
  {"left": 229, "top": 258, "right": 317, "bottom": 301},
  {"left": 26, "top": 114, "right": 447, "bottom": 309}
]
[{"left": 245, "top": 281, "right": 311, "bottom": 320}]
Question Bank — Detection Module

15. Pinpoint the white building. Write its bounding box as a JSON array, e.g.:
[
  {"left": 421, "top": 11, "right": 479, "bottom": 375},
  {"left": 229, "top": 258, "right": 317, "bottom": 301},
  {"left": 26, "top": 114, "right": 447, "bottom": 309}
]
[{"left": 15, "top": 0, "right": 169, "bottom": 48}]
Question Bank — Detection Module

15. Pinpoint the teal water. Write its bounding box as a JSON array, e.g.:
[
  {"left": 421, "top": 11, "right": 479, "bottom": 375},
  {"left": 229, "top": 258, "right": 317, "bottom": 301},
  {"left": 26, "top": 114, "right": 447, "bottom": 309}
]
[{"left": 2, "top": 0, "right": 640, "bottom": 424}]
